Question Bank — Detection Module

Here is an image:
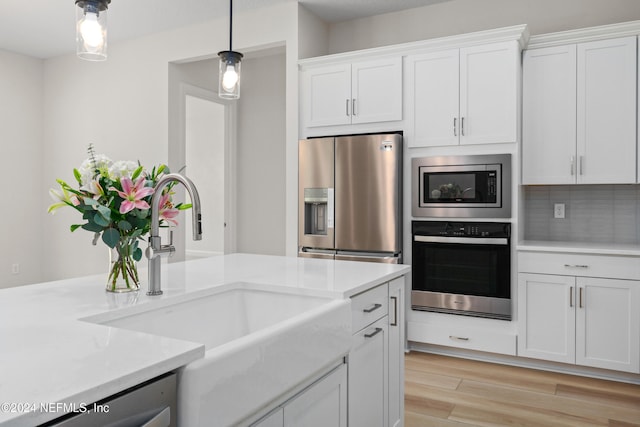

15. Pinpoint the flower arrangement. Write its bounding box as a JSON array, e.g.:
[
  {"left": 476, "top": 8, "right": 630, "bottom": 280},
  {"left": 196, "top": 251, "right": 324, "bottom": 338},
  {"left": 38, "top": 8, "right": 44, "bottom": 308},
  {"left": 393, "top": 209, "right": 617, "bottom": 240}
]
[{"left": 49, "top": 145, "right": 190, "bottom": 292}]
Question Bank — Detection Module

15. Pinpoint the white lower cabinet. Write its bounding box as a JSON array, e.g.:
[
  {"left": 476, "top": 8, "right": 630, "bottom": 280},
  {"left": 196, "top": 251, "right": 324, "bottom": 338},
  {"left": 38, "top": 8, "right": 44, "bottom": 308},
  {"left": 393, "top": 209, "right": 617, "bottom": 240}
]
[
  {"left": 387, "top": 278, "right": 405, "bottom": 427},
  {"left": 252, "top": 363, "right": 347, "bottom": 427},
  {"left": 253, "top": 276, "right": 407, "bottom": 427},
  {"left": 349, "top": 277, "right": 405, "bottom": 427},
  {"left": 518, "top": 252, "right": 640, "bottom": 373}
]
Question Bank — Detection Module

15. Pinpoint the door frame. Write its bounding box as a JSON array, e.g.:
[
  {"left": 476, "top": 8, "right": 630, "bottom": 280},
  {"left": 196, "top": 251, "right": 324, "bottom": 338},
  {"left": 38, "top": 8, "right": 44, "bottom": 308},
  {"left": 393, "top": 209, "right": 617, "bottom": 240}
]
[{"left": 177, "top": 82, "right": 237, "bottom": 255}]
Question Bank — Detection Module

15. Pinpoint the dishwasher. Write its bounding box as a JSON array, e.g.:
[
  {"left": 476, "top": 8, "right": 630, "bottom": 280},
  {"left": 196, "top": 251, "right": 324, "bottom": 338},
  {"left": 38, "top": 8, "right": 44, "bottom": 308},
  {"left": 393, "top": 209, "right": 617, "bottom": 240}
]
[{"left": 42, "top": 372, "right": 176, "bottom": 427}]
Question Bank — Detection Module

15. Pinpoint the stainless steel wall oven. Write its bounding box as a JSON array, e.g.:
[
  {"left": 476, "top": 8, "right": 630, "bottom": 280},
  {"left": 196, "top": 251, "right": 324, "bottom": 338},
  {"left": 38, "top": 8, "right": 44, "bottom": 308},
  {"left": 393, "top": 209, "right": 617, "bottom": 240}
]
[{"left": 411, "top": 221, "right": 511, "bottom": 320}]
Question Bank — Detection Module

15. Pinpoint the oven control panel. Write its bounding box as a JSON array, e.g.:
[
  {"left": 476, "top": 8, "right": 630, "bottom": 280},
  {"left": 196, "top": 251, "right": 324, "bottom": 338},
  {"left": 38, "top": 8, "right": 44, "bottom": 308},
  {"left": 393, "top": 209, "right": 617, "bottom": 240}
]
[{"left": 412, "top": 221, "right": 510, "bottom": 238}]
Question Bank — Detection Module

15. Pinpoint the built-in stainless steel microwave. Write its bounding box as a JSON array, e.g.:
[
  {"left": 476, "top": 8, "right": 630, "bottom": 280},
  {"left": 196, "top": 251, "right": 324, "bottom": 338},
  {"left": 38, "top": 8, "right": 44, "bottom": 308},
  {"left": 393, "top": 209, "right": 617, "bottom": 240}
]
[{"left": 412, "top": 154, "right": 511, "bottom": 218}]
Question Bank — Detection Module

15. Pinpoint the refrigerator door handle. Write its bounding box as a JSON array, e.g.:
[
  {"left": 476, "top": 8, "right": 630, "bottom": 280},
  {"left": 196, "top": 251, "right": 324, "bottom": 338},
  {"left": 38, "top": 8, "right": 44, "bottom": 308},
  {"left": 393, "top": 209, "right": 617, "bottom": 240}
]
[
  {"left": 335, "top": 251, "right": 401, "bottom": 264},
  {"left": 299, "top": 248, "right": 336, "bottom": 260}
]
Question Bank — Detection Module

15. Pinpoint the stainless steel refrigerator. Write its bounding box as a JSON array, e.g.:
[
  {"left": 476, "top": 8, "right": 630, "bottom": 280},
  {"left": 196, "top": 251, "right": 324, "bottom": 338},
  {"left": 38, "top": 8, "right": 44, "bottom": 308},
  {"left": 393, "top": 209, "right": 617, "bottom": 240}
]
[{"left": 298, "top": 133, "right": 402, "bottom": 263}]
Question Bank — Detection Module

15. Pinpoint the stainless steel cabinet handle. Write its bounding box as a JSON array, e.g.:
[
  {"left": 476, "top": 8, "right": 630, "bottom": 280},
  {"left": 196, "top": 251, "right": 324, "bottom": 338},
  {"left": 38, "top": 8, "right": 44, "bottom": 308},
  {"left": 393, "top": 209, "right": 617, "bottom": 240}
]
[
  {"left": 346, "top": 99, "right": 350, "bottom": 116},
  {"left": 569, "top": 286, "right": 574, "bottom": 307},
  {"left": 363, "top": 303, "right": 382, "bottom": 313},
  {"left": 365, "top": 327, "right": 383, "bottom": 338},
  {"left": 461, "top": 117, "right": 465, "bottom": 136},
  {"left": 579, "top": 155, "right": 584, "bottom": 175},
  {"left": 390, "top": 296, "right": 398, "bottom": 326},
  {"left": 570, "top": 156, "right": 575, "bottom": 176},
  {"left": 453, "top": 117, "right": 457, "bottom": 136},
  {"left": 564, "top": 264, "right": 589, "bottom": 269},
  {"left": 449, "top": 335, "right": 469, "bottom": 341},
  {"left": 352, "top": 98, "right": 356, "bottom": 116},
  {"left": 579, "top": 288, "right": 584, "bottom": 308}
]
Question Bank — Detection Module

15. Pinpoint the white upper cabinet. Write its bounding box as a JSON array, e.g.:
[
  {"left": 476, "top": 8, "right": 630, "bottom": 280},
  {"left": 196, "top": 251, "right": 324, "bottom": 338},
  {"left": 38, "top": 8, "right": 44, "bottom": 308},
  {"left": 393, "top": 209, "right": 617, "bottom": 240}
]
[
  {"left": 523, "top": 36, "right": 637, "bottom": 184},
  {"left": 460, "top": 42, "right": 519, "bottom": 145},
  {"left": 303, "top": 63, "right": 352, "bottom": 128},
  {"left": 302, "top": 57, "right": 402, "bottom": 129},
  {"left": 522, "top": 45, "right": 577, "bottom": 184},
  {"left": 406, "top": 49, "right": 460, "bottom": 147},
  {"left": 576, "top": 37, "right": 637, "bottom": 184},
  {"left": 406, "top": 41, "right": 519, "bottom": 147}
]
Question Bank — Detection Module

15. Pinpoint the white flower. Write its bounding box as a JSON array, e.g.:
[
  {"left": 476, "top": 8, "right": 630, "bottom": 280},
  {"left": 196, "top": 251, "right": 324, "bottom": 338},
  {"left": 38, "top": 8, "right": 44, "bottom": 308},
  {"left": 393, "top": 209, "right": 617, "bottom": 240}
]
[
  {"left": 77, "top": 154, "right": 113, "bottom": 185},
  {"left": 109, "top": 160, "right": 140, "bottom": 180}
]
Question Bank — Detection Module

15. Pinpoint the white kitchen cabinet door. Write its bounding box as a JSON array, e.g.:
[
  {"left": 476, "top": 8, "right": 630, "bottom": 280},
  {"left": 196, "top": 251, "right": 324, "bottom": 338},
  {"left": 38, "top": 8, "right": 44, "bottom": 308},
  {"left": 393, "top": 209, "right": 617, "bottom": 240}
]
[
  {"left": 522, "top": 45, "right": 577, "bottom": 185},
  {"left": 460, "top": 41, "right": 518, "bottom": 145},
  {"left": 351, "top": 57, "right": 402, "bottom": 125},
  {"left": 349, "top": 317, "right": 388, "bottom": 427},
  {"left": 576, "top": 277, "right": 640, "bottom": 373},
  {"left": 283, "top": 363, "right": 348, "bottom": 427},
  {"left": 387, "top": 277, "right": 405, "bottom": 427},
  {"left": 576, "top": 36, "right": 637, "bottom": 184},
  {"left": 405, "top": 49, "right": 460, "bottom": 147},
  {"left": 518, "top": 273, "right": 576, "bottom": 364},
  {"left": 303, "top": 63, "right": 352, "bottom": 127}
]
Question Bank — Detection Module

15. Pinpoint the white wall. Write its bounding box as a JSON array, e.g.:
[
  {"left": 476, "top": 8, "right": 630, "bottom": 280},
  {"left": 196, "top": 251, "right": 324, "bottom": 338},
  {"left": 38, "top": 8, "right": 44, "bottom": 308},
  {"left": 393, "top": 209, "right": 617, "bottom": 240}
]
[
  {"left": 0, "top": 50, "right": 43, "bottom": 288},
  {"left": 327, "top": 0, "right": 640, "bottom": 53},
  {"left": 41, "top": 2, "right": 299, "bottom": 281},
  {"left": 236, "top": 54, "right": 287, "bottom": 255}
]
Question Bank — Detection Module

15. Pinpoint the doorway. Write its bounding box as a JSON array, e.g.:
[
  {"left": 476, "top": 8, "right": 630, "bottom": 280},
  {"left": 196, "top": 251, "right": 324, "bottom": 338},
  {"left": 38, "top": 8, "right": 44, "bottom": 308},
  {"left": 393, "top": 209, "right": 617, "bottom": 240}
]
[{"left": 172, "top": 81, "right": 237, "bottom": 260}]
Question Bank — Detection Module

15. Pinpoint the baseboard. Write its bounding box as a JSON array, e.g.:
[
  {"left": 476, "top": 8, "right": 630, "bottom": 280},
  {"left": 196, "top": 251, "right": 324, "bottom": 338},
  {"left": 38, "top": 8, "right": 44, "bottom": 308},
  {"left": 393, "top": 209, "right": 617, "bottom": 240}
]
[{"left": 408, "top": 341, "right": 640, "bottom": 385}]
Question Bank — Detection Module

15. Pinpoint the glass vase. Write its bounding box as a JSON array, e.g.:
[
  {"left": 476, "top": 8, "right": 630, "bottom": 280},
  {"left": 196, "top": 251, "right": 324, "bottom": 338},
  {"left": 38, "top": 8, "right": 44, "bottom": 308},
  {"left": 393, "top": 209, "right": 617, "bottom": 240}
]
[{"left": 106, "top": 239, "right": 140, "bottom": 293}]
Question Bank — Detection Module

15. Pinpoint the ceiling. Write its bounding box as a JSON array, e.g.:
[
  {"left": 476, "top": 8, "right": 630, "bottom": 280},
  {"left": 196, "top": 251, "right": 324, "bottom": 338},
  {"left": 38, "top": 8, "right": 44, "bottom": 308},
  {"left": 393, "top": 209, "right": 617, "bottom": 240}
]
[{"left": 0, "top": 0, "right": 449, "bottom": 59}]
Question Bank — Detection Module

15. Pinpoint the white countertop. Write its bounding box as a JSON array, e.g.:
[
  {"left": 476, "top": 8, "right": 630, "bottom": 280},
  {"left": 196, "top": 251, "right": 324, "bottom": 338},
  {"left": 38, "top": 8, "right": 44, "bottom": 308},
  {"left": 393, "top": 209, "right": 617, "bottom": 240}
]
[
  {"left": 0, "top": 253, "right": 410, "bottom": 426},
  {"left": 518, "top": 240, "right": 640, "bottom": 257}
]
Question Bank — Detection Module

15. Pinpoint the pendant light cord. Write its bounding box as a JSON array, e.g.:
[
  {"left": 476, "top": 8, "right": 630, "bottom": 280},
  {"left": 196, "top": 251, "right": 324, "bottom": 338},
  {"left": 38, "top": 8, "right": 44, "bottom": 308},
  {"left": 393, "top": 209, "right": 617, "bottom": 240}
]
[{"left": 229, "top": 0, "right": 233, "bottom": 52}]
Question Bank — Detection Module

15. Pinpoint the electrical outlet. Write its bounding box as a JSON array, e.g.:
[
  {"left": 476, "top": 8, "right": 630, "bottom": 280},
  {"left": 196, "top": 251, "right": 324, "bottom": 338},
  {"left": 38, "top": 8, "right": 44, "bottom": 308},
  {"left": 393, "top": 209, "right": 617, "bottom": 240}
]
[
  {"left": 554, "top": 203, "right": 565, "bottom": 219},
  {"left": 11, "top": 264, "right": 19, "bottom": 275}
]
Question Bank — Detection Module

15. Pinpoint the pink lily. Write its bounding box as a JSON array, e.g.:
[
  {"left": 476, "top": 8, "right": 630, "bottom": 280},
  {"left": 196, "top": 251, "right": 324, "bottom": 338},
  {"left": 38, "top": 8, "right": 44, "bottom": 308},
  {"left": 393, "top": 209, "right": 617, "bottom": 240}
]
[
  {"left": 158, "top": 192, "right": 179, "bottom": 226},
  {"left": 110, "top": 176, "right": 154, "bottom": 214}
]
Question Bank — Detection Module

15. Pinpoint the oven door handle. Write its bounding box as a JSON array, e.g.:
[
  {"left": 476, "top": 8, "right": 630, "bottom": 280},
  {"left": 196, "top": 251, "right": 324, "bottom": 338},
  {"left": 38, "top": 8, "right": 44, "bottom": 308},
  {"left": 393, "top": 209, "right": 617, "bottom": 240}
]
[{"left": 413, "top": 235, "right": 509, "bottom": 245}]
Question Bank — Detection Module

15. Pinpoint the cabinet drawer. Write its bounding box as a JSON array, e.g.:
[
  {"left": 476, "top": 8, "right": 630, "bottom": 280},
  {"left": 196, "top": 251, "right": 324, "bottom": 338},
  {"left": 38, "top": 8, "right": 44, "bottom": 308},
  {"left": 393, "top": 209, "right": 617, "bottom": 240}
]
[
  {"left": 408, "top": 321, "right": 516, "bottom": 356},
  {"left": 351, "top": 284, "right": 388, "bottom": 333},
  {"left": 518, "top": 251, "right": 640, "bottom": 280}
]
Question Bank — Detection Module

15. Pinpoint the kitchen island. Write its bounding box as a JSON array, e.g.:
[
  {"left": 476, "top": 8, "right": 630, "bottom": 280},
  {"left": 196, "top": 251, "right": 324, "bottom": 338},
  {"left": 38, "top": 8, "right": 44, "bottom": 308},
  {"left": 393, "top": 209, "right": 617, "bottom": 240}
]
[{"left": 0, "top": 253, "right": 409, "bottom": 426}]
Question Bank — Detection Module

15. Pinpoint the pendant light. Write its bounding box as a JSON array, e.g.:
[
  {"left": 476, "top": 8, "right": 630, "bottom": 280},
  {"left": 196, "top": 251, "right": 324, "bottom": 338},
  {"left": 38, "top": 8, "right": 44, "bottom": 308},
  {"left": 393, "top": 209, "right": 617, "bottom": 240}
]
[
  {"left": 75, "top": 0, "right": 110, "bottom": 61},
  {"left": 218, "top": 0, "right": 243, "bottom": 99}
]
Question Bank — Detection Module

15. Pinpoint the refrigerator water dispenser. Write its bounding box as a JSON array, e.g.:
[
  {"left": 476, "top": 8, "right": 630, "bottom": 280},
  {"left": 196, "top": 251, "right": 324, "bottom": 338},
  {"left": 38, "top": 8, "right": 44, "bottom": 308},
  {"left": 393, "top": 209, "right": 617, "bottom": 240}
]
[{"left": 303, "top": 188, "right": 334, "bottom": 235}]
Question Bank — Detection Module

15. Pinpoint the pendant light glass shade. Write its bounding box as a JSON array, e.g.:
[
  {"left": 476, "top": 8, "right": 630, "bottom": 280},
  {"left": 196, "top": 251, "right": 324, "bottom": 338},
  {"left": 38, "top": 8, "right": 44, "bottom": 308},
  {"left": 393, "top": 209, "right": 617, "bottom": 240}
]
[
  {"left": 75, "top": 0, "right": 110, "bottom": 61},
  {"left": 218, "top": 51, "right": 243, "bottom": 99}
]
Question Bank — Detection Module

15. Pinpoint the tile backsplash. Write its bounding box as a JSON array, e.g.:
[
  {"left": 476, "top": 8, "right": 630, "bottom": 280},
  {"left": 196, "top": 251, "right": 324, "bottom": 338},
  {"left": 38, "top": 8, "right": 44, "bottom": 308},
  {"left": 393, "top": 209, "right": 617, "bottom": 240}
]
[{"left": 523, "top": 185, "right": 640, "bottom": 244}]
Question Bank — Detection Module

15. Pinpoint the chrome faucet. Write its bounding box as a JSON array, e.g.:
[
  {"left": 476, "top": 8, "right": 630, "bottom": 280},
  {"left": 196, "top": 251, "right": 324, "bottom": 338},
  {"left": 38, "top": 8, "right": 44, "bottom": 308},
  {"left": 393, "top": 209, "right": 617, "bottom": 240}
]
[{"left": 146, "top": 173, "right": 202, "bottom": 296}]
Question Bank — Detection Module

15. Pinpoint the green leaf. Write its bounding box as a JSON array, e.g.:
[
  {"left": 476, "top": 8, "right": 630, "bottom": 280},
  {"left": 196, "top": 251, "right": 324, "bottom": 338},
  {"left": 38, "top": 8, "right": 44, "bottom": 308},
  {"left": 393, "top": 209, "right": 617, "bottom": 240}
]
[
  {"left": 102, "top": 228, "right": 121, "bottom": 249},
  {"left": 73, "top": 169, "right": 82, "bottom": 184},
  {"left": 93, "top": 212, "right": 110, "bottom": 227},
  {"left": 96, "top": 205, "right": 111, "bottom": 220},
  {"left": 118, "top": 220, "right": 132, "bottom": 231},
  {"left": 177, "top": 203, "right": 192, "bottom": 211},
  {"left": 133, "top": 247, "right": 143, "bottom": 262},
  {"left": 70, "top": 224, "right": 82, "bottom": 232},
  {"left": 157, "top": 164, "right": 166, "bottom": 176},
  {"left": 83, "top": 197, "right": 98, "bottom": 207},
  {"left": 82, "top": 221, "right": 104, "bottom": 233},
  {"left": 131, "top": 165, "right": 144, "bottom": 180}
]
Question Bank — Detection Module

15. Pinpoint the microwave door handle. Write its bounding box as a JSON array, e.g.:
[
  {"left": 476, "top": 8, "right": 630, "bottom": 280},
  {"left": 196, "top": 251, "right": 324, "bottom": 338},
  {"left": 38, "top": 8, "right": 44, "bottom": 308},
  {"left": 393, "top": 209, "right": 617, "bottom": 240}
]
[{"left": 414, "top": 235, "right": 509, "bottom": 245}]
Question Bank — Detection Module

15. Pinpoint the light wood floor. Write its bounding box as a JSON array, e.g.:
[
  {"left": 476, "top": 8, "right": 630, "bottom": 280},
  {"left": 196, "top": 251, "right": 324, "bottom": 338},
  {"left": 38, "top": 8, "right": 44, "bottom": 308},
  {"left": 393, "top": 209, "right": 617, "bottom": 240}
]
[{"left": 405, "top": 352, "right": 640, "bottom": 427}]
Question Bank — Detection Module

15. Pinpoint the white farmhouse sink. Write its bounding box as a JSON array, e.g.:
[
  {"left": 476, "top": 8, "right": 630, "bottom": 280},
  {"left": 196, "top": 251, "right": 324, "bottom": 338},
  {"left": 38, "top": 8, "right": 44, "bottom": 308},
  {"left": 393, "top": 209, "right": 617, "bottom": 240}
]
[{"left": 97, "top": 283, "right": 352, "bottom": 426}]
